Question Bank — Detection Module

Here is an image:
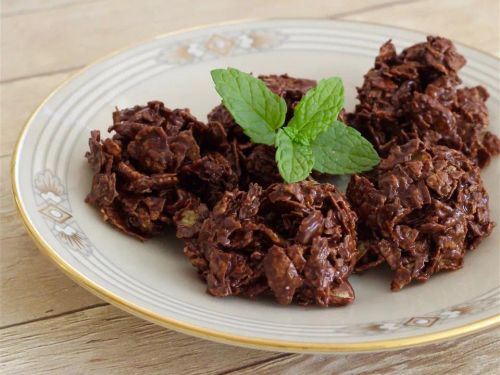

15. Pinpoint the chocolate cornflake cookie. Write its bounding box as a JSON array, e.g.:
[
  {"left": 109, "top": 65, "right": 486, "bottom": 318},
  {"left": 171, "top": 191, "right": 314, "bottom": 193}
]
[
  {"left": 346, "top": 140, "right": 494, "bottom": 291},
  {"left": 182, "top": 181, "right": 359, "bottom": 307},
  {"left": 347, "top": 36, "right": 500, "bottom": 167},
  {"left": 85, "top": 101, "right": 237, "bottom": 240},
  {"left": 208, "top": 74, "right": 317, "bottom": 188}
]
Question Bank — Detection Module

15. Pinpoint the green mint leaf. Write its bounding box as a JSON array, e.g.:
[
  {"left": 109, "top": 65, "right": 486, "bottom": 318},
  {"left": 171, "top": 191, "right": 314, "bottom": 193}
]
[
  {"left": 287, "top": 77, "right": 344, "bottom": 145},
  {"left": 312, "top": 120, "right": 380, "bottom": 174},
  {"left": 211, "top": 68, "right": 287, "bottom": 145},
  {"left": 275, "top": 129, "right": 314, "bottom": 183}
]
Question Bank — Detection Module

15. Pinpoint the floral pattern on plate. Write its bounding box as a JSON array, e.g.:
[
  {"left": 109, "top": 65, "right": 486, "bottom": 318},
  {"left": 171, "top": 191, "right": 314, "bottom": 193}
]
[{"left": 157, "top": 30, "right": 285, "bottom": 64}]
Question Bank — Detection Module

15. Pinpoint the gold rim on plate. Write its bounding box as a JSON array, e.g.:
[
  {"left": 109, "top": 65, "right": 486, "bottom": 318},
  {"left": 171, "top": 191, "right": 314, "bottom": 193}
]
[{"left": 11, "top": 18, "right": 500, "bottom": 353}]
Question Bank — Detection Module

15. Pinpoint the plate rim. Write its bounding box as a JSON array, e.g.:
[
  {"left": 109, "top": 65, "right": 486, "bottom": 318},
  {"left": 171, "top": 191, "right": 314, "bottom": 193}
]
[{"left": 11, "top": 17, "right": 500, "bottom": 353}]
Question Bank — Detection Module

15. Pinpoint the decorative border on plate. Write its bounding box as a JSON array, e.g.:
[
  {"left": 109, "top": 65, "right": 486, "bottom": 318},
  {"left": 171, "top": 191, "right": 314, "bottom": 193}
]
[
  {"left": 157, "top": 30, "right": 285, "bottom": 64},
  {"left": 34, "top": 170, "right": 92, "bottom": 257}
]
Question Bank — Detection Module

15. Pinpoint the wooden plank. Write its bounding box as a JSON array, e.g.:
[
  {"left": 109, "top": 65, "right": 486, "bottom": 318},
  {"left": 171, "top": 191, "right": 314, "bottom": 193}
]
[
  {"left": 0, "top": 156, "right": 26, "bottom": 239},
  {"left": 0, "top": 305, "right": 281, "bottom": 375},
  {"left": 1, "top": 155, "right": 34, "bottom": 239},
  {"left": 340, "top": 0, "right": 500, "bottom": 56},
  {"left": 0, "top": 0, "right": 406, "bottom": 81},
  {"left": 1, "top": 0, "right": 97, "bottom": 17},
  {"left": 0, "top": 229, "right": 103, "bottom": 326},
  {"left": 0, "top": 71, "right": 77, "bottom": 157},
  {"left": 229, "top": 329, "right": 500, "bottom": 375}
]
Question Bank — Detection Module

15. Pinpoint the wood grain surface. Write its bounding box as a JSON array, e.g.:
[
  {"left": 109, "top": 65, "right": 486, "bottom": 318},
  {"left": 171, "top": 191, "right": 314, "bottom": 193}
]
[{"left": 1, "top": 0, "right": 499, "bottom": 374}]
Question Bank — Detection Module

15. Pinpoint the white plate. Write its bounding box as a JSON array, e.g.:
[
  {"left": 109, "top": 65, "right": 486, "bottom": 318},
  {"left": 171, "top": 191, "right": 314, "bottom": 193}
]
[{"left": 12, "top": 19, "right": 500, "bottom": 353}]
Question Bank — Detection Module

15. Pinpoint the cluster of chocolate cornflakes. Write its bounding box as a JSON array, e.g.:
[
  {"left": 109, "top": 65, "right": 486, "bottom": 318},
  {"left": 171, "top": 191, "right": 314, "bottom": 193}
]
[
  {"left": 85, "top": 101, "right": 238, "bottom": 239},
  {"left": 347, "top": 140, "right": 494, "bottom": 290},
  {"left": 183, "top": 181, "right": 358, "bottom": 306}
]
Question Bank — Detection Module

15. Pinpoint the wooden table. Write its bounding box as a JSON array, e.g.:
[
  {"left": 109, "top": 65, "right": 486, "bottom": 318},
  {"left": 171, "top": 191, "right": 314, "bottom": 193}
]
[{"left": 1, "top": 1, "right": 499, "bottom": 373}]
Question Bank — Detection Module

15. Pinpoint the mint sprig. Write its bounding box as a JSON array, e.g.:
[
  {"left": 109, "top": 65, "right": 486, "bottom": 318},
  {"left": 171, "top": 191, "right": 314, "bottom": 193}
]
[
  {"left": 211, "top": 68, "right": 287, "bottom": 145},
  {"left": 211, "top": 68, "right": 380, "bottom": 183}
]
